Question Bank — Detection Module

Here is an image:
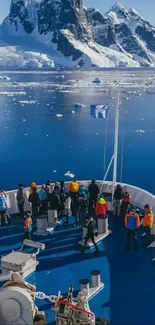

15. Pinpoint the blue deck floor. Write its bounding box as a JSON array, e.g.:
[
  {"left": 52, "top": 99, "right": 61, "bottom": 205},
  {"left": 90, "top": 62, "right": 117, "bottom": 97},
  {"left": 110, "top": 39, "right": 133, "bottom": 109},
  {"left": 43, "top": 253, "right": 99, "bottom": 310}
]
[{"left": 0, "top": 216, "right": 155, "bottom": 325}]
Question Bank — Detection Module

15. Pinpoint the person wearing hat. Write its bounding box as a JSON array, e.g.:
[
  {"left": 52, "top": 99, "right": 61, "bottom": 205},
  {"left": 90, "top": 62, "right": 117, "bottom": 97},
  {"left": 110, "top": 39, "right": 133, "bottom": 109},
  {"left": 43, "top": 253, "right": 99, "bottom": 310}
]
[
  {"left": 143, "top": 204, "right": 154, "bottom": 246},
  {"left": 95, "top": 196, "right": 108, "bottom": 228},
  {"left": 124, "top": 207, "right": 140, "bottom": 251},
  {"left": 81, "top": 216, "right": 99, "bottom": 253}
]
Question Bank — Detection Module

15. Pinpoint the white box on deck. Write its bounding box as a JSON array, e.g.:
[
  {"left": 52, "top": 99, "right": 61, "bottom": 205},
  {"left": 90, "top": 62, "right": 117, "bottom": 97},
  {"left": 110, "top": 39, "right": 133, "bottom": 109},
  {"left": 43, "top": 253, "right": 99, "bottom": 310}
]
[{"left": 1, "top": 251, "right": 38, "bottom": 278}]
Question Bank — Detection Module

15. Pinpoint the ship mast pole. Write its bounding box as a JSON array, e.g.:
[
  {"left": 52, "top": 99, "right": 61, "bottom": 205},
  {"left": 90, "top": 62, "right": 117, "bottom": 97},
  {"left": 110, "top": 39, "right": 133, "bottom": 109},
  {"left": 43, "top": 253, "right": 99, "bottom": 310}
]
[{"left": 112, "top": 91, "right": 120, "bottom": 202}]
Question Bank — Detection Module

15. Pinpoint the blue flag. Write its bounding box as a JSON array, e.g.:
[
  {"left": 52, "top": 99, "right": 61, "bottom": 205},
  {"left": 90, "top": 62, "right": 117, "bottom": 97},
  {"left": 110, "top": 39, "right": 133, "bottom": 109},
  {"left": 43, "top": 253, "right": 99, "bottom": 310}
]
[{"left": 90, "top": 105, "right": 109, "bottom": 119}]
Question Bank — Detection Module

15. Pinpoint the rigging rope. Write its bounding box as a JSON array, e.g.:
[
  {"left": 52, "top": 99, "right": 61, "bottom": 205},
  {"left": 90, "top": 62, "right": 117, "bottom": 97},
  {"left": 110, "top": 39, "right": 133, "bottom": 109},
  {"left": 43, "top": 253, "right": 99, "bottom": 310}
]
[
  {"left": 103, "top": 113, "right": 109, "bottom": 175},
  {"left": 120, "top": 104, "right": 125, "bottom": 183}
]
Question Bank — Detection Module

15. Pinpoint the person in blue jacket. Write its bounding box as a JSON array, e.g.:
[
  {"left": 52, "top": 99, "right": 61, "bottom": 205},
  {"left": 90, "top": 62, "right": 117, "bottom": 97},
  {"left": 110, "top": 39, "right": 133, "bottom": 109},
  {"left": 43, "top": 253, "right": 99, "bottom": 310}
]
[
  {"left": 0, "top": 190, "right": 8, "bottom": 226},
  {"left": 79, "top": 184, "right": 88, "bottom": 199},
  {"left": 39, "top": 185, "right": 48, "bottom": 214}
]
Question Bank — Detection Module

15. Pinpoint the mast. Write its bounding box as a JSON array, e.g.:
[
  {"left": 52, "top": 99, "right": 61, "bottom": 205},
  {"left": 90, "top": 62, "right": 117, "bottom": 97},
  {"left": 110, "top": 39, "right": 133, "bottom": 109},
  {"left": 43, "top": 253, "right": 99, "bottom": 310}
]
[{"left": 112, "top": 91, "right": 120, "bottom": 201}]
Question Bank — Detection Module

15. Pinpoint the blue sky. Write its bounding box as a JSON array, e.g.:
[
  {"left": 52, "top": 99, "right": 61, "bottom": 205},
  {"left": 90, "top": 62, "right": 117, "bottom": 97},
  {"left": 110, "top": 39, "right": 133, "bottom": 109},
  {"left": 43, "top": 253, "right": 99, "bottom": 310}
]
[{"left": 0, "top": 0, "right": 155, "bottom": 25}]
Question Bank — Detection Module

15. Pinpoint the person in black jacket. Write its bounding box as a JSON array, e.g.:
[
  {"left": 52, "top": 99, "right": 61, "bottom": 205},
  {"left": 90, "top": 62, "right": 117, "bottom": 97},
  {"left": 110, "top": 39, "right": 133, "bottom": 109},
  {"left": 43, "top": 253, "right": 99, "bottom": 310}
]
[
  {"left": 28, "top": 188, "right": 41, "bottom": 223},
  {"left": 113, "top": 184, "right": 124, "bottom": 217},
  {"left": 48, "top": 187, "right": 61, "bottom": 214},
  {"left": 81, "top": 217, "right": 99, "bottom": 253},
  {"left": 88, "top": 180, "right": 99, "bottom": 211}
]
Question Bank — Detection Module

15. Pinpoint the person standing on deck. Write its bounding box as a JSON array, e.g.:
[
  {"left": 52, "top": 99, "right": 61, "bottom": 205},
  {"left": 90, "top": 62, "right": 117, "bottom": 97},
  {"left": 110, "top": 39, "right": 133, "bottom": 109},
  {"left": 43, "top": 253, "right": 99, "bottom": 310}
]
[
  {"left": 24, "top": 211, "right": 32, "bottom": 240},
  {"left": 17, "top": 184, "right": 25, "bottom": 218},
  {"left": 29, "top": 182, "right": 37, "bottom": 195},
  {"left": 39, "top": 185, "right": 48, "bottom": 214},
  {"left": 48, "top": 187, "right": 61, "bottom": 222},
  {"left": 113, "top": 184, "right": 124, "bottom": 217},
  {"left": 64, "top": 193, "right": 72, "bottom": 224},
  {"left": 78, "top": 193, "right": 89, "bottom": 227},
  {"left": 88, "top": 180, "right": 99, "bottom": 211},
  {"left": 28, "top": 188, "right": 41, "bottom": 223},
  {"left": 69, "top": 180, "right": 79, "bottom": 215},
  {"left": 45, "top": 180, "right": 52, "bottom": 193},
  {"left": 60, "top": 181, "right": 66, "bottom": 215},
  {"left": 121, "top": 190, "right": 131, "bottom": 221},
  {"left": 95, "top": 197, "right": 108, "bottom": 229},
  {"left": 124, "top": 207, "right": 140, "bottom": 251},
  {"left": 143, "top": 204, "right": 154, "bottom": 246},
  {"left": 0, "top": 190, "right": 8, "bottom": 226},
  {"left": 81, "top": 217, "right": 99, "bottom": 253}
]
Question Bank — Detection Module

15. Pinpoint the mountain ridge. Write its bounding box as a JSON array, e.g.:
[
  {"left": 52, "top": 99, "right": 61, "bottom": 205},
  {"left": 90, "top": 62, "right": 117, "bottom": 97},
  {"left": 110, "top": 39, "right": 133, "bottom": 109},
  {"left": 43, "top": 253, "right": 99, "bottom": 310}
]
[{"left": 0, "top": 0, "right": 155, "bottom": 68}]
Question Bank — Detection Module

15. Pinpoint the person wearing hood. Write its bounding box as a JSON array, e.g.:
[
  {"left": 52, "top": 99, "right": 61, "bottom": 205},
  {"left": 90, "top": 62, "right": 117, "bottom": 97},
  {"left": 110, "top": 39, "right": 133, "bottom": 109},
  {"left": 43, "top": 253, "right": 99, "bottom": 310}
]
[
  {"left": 24, "top": 211, "right": 32, "bottom": 240},
  {"left": 79, "top": 184, "right": 88, "bottom": 199},
  {"left": 17, "top": 184, "right": 25, "bottom": 218},
  {"left": 121, "top": 190, "right": 131, "bottom": 220},
  {"left": 29, "top": 182, "right": 37, "bottom": 195},
  {"left": 143, "top": 204, "right": 154, "bottom": 246},
  {"left": 113, "top": 184, "right": 125, "bottom": 217},
  {"left": 95, "top": 196, "right": 108, "bottom": 228}
]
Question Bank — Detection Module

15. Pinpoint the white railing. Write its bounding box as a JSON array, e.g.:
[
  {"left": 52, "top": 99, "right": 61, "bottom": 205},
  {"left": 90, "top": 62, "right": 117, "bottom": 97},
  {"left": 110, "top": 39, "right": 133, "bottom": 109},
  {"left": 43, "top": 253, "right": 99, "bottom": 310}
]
[{"left": 5, "top": 181, "right": 155, "bottom": 217}]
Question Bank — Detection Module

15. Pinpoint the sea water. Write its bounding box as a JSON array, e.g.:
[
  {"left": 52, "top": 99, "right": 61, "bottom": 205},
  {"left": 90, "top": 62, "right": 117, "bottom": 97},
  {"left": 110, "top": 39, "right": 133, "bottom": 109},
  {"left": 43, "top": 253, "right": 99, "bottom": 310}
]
[{"left": 0, "top": 69, "right": 155, "bottom": 193}]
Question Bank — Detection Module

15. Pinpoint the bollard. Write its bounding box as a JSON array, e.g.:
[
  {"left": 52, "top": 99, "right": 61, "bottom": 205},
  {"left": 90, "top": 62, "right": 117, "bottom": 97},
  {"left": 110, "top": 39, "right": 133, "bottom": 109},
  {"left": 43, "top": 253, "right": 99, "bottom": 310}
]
[
  {"left": 98, "top": 216, "right": 108, "bottom": 235},
  {"left": 79, "top": 279, "right": 90, "bottom": 295},
  {"left": 91, "top": 270, "right": 101, "bottom": 288},
  {"left": 35, "top": 216, "right": 48, "bottom": 236},
  {"left": 48, "top": 210, "right": 58, "bottom": 226}
]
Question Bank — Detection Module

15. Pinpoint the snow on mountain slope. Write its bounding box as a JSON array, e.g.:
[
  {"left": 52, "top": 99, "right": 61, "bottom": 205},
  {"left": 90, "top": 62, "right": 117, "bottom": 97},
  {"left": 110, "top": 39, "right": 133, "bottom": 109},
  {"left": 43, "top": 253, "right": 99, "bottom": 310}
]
[
  {"left": 0, "top": 0, "right": 155, "bottom": 68},
  {"left": 0, "top": 46, "right": 54, "bottom": 68}
]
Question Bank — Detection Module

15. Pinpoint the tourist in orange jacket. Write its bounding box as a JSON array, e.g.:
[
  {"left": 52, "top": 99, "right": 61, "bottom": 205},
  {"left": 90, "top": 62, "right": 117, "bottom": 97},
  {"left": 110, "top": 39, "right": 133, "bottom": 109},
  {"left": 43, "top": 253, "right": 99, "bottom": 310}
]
[
  {"left": 124, "top": 207, "right": 140, "bottom": 251},
  {"left": 143, "top": 204, "right": 154, "bottom": 246}
]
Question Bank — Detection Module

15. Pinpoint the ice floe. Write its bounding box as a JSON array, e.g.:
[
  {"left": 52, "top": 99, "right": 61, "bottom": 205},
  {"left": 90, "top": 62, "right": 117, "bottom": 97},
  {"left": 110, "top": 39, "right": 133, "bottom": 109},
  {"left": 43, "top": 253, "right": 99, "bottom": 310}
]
[
  {"left": 55, "top": 114, "right": 63, "bottom": 118},
  {"left": 92, "top": 78, "right": 101, "bottom": 84},
  {"left": 135, "top": 129, "right": 145, "bottom": 133},
  {"left": 0, "top": 91, "right": 26, "bottom": 96},
  {"left": 64, "top": 171, "right": 75, "bottom": 178},
  {"left": 72, "top": 103, "right": 86, "bottom": 109},
  {"left": 19, "top": 100, "right": 36, "bottom": 104},
  {"left": 0, "top": 76, "right": 10, "bottom": 81}
]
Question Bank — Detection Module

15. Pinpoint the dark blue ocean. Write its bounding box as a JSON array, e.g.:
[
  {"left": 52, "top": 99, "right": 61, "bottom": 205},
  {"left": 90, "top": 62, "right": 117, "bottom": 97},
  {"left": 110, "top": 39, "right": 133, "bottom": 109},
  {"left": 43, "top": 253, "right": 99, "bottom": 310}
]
[{"left": 0, "top": 70, "right": 155, "bottom": 193}]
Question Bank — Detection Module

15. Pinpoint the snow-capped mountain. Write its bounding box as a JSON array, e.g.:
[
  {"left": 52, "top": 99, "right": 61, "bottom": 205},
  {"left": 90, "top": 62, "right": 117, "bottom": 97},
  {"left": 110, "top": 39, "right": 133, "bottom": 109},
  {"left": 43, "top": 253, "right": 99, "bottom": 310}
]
[{"left": 0, "top": 0, "right": 155, "bottom": 68}]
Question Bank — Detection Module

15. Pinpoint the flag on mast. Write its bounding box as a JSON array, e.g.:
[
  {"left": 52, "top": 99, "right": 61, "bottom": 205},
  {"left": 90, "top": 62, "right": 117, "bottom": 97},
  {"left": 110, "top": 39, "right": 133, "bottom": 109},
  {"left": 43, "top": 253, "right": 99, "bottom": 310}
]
[{"left": 90, "top": 104, "right": 109, "bottom": 119}]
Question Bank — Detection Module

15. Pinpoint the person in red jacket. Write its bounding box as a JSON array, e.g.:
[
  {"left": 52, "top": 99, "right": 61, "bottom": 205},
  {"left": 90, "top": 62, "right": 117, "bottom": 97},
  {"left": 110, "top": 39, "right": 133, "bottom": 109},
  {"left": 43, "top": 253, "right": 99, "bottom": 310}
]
[
  {"left": 121, "top": 190, "right": 131, "bottom": 220},
  {"left": 95, "top": 197, "right": 108, "bottom": 228}
]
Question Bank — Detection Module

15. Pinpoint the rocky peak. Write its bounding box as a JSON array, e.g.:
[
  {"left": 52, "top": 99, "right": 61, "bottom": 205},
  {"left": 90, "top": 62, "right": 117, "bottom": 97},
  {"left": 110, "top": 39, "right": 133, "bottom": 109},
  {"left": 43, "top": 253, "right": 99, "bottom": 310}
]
[{"left": 106, "top": 2, "right": 128, "bottom": 19}]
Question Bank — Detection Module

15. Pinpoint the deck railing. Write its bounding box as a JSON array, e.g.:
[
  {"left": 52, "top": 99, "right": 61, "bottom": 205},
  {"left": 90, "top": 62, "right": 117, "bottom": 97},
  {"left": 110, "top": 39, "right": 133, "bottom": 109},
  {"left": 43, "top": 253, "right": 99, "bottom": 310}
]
[{"left": 5, "top": 181, "right": 155, "bottom": 216}]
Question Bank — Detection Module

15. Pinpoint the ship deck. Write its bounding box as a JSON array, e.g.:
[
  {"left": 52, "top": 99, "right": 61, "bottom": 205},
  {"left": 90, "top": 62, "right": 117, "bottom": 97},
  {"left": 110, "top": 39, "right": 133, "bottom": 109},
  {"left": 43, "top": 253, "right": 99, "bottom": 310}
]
[{"left": 0, "top": 214, "right": 155, "bottom": 325}]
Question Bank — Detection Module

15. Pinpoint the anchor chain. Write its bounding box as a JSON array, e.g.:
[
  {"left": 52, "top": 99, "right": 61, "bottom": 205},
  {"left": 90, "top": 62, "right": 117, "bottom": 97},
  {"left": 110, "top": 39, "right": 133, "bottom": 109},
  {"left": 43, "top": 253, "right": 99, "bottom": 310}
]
[{"left": 31, "top": 291, "right": 58, "bottom": 303}]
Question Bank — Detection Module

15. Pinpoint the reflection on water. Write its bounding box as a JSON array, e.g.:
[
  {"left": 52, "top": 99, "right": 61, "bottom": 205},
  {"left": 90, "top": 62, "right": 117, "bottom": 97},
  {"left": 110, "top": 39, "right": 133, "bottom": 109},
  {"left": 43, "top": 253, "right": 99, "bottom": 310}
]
[{"left": 0, "top": 70, "right": 155, "bottom": 192}]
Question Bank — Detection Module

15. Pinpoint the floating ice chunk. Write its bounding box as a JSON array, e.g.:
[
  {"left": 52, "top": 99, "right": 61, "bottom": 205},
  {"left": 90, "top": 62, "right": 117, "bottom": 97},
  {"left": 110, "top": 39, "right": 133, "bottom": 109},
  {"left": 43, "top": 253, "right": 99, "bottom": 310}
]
[
  {"left": 96, "top": 133, "right": 99, "bottom": 135},
  {"left": 135, "top": 129, "right": 145, "bottom": 133},
  {"left": 73, "top": 103, "right": 86, "bottom": 109},
  {"left": 24, "top": 133, "right": 28, "bottom": 136},
  {"left": 0, "top": 76, "right": 10, "bottom": 81},
  {"left": 72, "top": 110, "right": 75, "bottom": 114},
  {"left": 92, "top": 78, "right": 101, "bottom": 84},
  {"left": 23, "top": 119, "right": 26, "bottom": 122},
  {"left": 56, "top": 114, "right": 63, "bottom": 118},
  {"left": 19, "top": 100, "right": 36, "bottom": 104},
  {"left": 53, "top": 170, "right": 57, "bottom": 173},
  {"left": 0, "top": 92, "right": 26, "bottom": 96},
  {"left": 141, "top": 118, "right": 144, "bottom": 121},
  {"left": 64, "top": 171, "right": 75, "bottom": 178},
  {"left": 46, "top": 134, "right": 49, "bottom": 137}
]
